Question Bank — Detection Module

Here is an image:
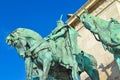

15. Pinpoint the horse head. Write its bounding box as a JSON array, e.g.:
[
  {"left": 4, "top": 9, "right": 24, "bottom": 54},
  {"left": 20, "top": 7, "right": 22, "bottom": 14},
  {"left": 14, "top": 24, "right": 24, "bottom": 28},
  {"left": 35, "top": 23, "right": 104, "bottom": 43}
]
[
  {"left": 6, "top": 29, "right": 27, "bottom": 58},
  {"left": 6, "top": 28, "right": 43, "bottom": 58},
  {"left": 80, "top": 12, "right": 98, "bottom": 34}
]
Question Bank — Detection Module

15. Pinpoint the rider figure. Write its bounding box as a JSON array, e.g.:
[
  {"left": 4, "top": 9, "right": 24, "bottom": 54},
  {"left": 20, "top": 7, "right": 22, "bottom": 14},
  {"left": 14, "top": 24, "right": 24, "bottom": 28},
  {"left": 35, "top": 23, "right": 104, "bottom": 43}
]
[
  {"left": 49, "top": 15, "right": 81, "bottom": 56},
  {"left": 49, "top": 15, "right": 67, "bottom": 57},
  {"left": 47, "top": 15, "right": 80, "bottom": 62},
  {"left": 47, "top": 15, "right": 83, "bottom": 79}
]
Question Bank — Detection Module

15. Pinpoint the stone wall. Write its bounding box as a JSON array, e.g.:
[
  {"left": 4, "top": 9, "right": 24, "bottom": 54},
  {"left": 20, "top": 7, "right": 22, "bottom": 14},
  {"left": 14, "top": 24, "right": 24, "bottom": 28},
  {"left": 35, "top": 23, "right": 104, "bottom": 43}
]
[{"left": 69, "top": 0, "right": 120, "bottom": 80}]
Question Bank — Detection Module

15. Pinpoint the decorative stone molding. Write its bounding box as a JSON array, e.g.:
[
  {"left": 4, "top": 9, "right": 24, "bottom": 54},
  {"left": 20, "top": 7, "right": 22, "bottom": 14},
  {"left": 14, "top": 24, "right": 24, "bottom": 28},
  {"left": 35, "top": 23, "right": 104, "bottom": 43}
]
[{"left": 66, "top": 0, "right": 116, "bottom": 27}]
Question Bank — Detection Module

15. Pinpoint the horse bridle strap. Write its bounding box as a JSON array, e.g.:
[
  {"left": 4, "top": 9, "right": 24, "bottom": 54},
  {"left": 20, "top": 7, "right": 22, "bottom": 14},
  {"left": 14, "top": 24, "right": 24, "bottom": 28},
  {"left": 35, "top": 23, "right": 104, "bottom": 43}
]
[{"left": 29, "top": 40, "right": 46, "bottom": 52}]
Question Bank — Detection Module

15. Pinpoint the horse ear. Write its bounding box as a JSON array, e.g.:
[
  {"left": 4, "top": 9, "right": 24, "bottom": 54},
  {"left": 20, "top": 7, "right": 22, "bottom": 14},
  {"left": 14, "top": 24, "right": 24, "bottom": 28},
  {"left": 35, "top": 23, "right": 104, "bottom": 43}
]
[{"left": 83, "top": 8, "right": 88, "bottom": 14}]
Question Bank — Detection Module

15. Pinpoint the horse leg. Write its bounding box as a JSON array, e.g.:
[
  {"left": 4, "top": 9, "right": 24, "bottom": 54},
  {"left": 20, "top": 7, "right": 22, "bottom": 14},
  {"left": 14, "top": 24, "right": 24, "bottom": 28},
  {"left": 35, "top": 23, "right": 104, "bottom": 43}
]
[
  {"left": 43, "top": 60, "right": 51, "bottom": 80},
  {"left": 42, "top": 52, "right": 52, "bottom": 80},
  {"left": 70, "top": 74, "right": 80, "bottom": 80},
  {"left": 71, "top": 56, "right": 80, "bottom": 80},
  {"left": 114, "top": 54, "right": 120, "bottom": 71},
  {"left": 25, "top": 57, "right": 33, "bottom": 80},
  {"left": 71, "top": 66, "right": 80, "bottom": 80},
  {"left": 85, "top": 68, "right": 99, "bottom": 80}
]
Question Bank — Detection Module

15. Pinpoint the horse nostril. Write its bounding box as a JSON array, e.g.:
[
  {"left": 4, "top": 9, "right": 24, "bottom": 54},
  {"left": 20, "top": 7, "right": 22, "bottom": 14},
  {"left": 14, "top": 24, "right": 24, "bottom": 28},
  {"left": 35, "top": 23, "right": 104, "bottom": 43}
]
[{"left": 6, "top": 39, "right": 11, "bottom": 45}]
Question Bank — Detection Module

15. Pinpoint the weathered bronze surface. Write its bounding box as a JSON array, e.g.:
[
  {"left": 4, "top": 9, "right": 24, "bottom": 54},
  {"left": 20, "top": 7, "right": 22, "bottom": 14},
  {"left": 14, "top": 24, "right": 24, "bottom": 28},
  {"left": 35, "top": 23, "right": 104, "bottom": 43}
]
[
  {"left": 79, "top": 10, "right": 120, "bottom": 72},
  {"left": 6, "top": 17, "right": 99, "bottom": 80}
]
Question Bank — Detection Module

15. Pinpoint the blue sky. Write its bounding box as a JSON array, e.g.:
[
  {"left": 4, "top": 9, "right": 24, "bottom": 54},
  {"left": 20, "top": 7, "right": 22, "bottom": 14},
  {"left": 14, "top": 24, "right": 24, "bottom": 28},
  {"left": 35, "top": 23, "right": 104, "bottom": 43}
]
[{"left": 0, "top": 0, "right": 87, "bottom": 80}]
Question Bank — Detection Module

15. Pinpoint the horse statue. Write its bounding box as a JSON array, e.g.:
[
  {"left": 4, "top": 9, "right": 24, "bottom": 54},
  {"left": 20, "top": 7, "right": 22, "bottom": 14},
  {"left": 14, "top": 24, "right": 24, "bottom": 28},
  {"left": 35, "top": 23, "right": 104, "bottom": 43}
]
[
  {"left": 6, "top": 27, "right": 99, "bottom": 80},
  {"left": 79, "top": 10, "right": 120, "bottom": 71}
]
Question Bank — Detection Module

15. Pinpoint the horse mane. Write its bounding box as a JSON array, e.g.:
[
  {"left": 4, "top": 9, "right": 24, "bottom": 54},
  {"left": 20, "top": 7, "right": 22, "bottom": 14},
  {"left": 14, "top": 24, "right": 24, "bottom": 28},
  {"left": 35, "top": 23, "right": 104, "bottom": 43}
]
[
  {"left": 89, "top": 13, "right": 120, "bottom": 28},
  {"left": 15, "top": 28, "right": 43, "bottom": 40},
  {"left": 14, "top": 28, "right": 46, "bottom": 48},
  {"left": 89, "top": 14, "right": 109, "bottom": 28}
]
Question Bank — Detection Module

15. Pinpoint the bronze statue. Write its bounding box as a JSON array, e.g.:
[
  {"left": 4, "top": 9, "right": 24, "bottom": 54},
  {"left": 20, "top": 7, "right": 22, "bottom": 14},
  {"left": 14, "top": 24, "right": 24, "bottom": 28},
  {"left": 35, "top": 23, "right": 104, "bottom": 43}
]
[
  {"left": 6, "top": 17, "right": 99, "bottom": 80},
  {"left": 79, "top": 10, "right": 120, "bottom": 71}
]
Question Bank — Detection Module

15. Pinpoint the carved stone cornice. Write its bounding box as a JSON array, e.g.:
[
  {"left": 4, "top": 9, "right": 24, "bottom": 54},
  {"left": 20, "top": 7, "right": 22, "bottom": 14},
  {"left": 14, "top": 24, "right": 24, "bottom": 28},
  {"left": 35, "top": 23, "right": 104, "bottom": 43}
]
[{"left": 66, "top": 0, "right": 116, "bottom": 27}]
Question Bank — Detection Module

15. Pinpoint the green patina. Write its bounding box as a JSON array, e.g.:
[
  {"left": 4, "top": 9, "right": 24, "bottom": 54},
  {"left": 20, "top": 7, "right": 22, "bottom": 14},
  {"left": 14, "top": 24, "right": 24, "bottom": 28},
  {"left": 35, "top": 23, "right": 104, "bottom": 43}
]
[
  {"left": 6, "top": 16, "right": 99, "bottom": 80},
  {"left": 79, "top": 10, "right": 120, "bottom": 71}
]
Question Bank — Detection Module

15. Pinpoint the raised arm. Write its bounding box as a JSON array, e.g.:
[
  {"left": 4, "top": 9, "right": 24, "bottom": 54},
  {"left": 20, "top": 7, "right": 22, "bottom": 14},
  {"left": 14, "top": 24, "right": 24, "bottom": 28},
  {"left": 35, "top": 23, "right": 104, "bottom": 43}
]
[{"left": 50, "top": 27, "right": 67, "bottom": 40}]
